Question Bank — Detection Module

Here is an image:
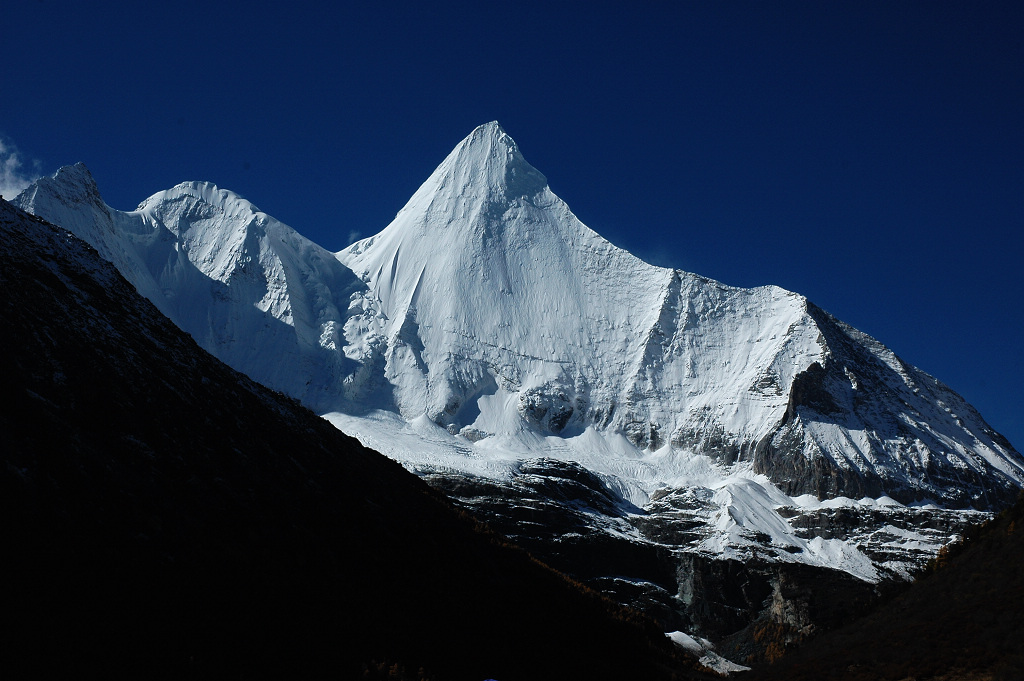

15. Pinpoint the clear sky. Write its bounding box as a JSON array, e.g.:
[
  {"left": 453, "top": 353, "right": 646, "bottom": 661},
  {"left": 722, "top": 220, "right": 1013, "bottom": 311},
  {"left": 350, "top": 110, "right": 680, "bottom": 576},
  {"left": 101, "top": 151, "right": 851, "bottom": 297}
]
[{"left": 4, "top": 1, "right": 1021, "bottom": 448}]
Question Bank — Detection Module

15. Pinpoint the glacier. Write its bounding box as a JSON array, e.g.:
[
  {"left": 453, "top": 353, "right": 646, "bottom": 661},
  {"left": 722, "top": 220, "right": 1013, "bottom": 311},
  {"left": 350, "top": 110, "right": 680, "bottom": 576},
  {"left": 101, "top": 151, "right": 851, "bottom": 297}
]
[{"left": 16, "top": 121, "right": 1023, "bottom": 648}]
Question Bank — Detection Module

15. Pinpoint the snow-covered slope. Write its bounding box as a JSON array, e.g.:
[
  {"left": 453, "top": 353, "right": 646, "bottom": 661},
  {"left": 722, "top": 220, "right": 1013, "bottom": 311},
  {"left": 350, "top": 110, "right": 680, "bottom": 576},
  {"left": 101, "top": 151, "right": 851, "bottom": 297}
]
[
  {"left": 16, "top": 122, "right": 1024, "bottom": 647},
  {"left": 15, "top": 165, "right": 364, "bottom": 410},
  {"left": 338, "top": 124, "right": 818, "bottom": 455}
]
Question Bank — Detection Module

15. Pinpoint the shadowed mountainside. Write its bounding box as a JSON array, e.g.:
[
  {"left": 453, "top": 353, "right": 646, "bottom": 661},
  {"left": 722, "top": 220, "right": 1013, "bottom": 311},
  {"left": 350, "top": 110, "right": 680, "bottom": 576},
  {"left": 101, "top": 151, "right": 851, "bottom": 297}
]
[
  {"left": 741, "top": 492, "right": 1024, "bottom": 681},
  {"left": 0, "top": 199, "right": 703, "bottom": 680}
]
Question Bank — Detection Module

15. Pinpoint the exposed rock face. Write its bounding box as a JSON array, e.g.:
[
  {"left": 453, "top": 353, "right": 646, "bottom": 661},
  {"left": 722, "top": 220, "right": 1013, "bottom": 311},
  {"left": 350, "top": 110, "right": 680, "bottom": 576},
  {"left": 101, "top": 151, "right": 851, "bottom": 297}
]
[
  {"left": 427, "top": 460, "right": 981, "bottom": 658},
  {"left": 675, "top": 554, "right": 880, "bottom": 641},
  {"left": 745, "top": 494, "right": 1024, "bottom": 680}
]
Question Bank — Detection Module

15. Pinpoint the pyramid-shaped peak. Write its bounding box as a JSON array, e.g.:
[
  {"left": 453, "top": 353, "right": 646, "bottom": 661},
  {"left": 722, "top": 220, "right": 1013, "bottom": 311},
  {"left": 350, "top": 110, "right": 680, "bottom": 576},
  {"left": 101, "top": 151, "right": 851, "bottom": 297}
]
[
  {"left": 43, "top": 163, "right": 101, "bottom": 196},
  {"left": 455, "top": 121, "right": 525, "bottom": 164},
  {"left": 53, "top": 162, "right": 99, "bottom": 189},
  {"left": 14, "top": 163, "right": 104, "bottom": 214},
  {"left": 465, "top": 120, "right": 513, "bottom": 147},
  {"left": 429, "top": 122, "right": 548, "bottom": 202}
]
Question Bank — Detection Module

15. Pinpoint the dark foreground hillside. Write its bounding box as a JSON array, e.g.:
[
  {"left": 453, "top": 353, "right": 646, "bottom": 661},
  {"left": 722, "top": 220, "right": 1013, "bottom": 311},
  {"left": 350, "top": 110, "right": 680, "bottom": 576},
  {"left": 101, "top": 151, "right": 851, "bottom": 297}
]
[
  {"left": 743, "top": 492, "right": 1024, "bottom": 681},
  {"left": 0, "top": 200, "right": 701, "bottom": 681}
]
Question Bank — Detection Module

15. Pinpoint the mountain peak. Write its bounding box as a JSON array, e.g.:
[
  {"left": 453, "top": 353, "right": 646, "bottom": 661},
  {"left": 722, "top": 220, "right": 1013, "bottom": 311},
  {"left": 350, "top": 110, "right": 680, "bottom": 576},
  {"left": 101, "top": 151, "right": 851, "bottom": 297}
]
[
  {"left": 136, "top": 180, "right": 262, "bottom": 218},
  {"left": 15, "top": 163, "right": 104, "bottom": 212},
  {"left": 426, "top": 121, "right": 548, "bottom": 204},
  {"left": 341, "top": 123, "right": 557, "bottom": 266},
  {"left": 472, "top": 119, "right": 507, "bottom": 138},
  {"left": 461, "top": 120, "right": 513, "bottom": 154},
  {"left": 55, "top": 161, "right": 97, "bottom": 186}
]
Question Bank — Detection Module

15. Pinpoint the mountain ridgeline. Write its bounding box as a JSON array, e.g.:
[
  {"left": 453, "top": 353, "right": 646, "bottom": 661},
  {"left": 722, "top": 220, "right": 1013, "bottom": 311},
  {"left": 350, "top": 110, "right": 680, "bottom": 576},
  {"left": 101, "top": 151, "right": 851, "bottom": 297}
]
[
  {"left": 1, "top": 199, "right": 699, "bottom": 679},
  {"left": 14, "top": 122, "right": 1023, "bottom": 659},
  {"left": 16, "top": 123, "right": 1021, "bottom": 511}
]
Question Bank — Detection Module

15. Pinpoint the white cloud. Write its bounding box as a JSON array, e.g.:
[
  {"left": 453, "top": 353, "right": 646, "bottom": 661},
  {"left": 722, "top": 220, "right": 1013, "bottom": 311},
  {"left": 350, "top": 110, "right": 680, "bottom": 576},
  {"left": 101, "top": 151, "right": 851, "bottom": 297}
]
[
  {"left": 346, "top": 230, "right": 362, "bottom": 245},
  {"left": 0, "top": 138, "right": 41, "bottom": 200}
]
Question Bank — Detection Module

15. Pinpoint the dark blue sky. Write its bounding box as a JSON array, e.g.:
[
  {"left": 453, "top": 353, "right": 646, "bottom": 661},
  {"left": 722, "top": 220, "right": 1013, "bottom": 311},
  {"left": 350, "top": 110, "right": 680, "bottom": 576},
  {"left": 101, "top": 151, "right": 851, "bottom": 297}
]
[{"left": 4, "top": 1, "right": 1022, "bottom": 448}]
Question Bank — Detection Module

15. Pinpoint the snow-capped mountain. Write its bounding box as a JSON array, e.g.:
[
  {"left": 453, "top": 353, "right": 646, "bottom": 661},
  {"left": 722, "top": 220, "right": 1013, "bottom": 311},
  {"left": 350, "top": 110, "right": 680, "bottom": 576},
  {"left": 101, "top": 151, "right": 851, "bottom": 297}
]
[
  {"left": 1, "top": 198, "right": 693, "bottom": 679},
  {"left": 335, "top": 122, "right": 1021, "bottom": 509},
  {"left": 16, "top": 122, "right": 1023, "bottom": 652},
  {"left": 14, "top": 164, "right": 365, "bottom": 410}
]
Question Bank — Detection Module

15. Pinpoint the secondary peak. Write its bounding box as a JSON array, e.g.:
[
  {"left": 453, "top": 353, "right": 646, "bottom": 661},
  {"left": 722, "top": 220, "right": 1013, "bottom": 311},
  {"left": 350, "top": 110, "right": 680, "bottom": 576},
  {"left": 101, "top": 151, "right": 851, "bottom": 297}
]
[{"left": 14, "top": 163, "right": 105, "bottom": 214}]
